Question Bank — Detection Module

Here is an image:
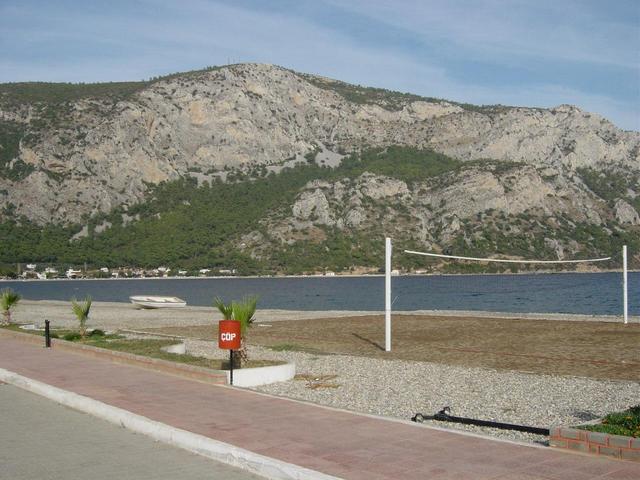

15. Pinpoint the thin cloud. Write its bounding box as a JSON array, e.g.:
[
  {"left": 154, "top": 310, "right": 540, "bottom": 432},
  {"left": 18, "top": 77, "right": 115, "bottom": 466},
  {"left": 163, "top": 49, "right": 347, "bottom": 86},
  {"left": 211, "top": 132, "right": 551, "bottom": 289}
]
[{"left": 328, "top": 0, "right": 639, "bottom": 70}]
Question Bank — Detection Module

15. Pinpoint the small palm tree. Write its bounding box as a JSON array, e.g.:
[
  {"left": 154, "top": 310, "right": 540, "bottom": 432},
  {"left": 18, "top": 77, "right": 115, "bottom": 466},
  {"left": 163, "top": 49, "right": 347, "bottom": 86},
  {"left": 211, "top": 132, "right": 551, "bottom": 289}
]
[
  {"left": 71, "top": 296, "right": 92, "bottom": 338},
  {"left": 214, "top": 297, "right": 233, "bottom": 320},
  {"left": 1, "top": 288, "right": 21, "bottom": 326},
  {"left": 232, "top": 296, "right": 258, "bottom": 366}
]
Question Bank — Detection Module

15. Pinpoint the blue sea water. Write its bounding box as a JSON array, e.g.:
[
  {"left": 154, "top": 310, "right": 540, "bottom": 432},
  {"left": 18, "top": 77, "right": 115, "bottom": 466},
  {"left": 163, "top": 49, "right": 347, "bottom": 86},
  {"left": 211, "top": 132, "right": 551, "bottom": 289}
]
[{"left": 2, "top": 272, "right": 637, "bottom": 316}]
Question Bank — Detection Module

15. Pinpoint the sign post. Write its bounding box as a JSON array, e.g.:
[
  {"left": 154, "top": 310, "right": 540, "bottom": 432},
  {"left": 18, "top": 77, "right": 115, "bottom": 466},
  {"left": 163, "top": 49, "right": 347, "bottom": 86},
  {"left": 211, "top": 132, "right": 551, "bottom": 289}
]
[
  {"left": 385, "top": 237, "right": 392, "bottom": 352},
  {"left": 218, "top": 320, "right": 241, "bottom": 385}
]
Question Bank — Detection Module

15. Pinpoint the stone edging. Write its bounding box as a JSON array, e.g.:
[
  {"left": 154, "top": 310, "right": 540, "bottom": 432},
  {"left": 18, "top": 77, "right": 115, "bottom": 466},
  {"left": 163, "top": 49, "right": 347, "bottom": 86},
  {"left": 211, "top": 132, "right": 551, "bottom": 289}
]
[
  {"left": 0, "top": 328, "right": 227, "bottom": 385},
  {"left": 550, "top": 426, "right": 640, "bottom": 462}
]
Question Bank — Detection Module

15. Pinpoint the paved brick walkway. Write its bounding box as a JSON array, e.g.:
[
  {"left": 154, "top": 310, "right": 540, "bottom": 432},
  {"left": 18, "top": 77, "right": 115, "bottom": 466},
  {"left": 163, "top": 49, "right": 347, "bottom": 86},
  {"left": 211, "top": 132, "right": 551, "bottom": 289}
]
[{"left": 1, "top": 337, "right": 638, "bottom": 480}]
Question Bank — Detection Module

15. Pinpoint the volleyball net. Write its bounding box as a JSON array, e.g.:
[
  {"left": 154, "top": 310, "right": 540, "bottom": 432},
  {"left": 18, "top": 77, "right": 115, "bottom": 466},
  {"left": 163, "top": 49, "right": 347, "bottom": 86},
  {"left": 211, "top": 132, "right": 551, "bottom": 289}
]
[{"left": 383, "top": 239, "right": 633, "bottom": 351}]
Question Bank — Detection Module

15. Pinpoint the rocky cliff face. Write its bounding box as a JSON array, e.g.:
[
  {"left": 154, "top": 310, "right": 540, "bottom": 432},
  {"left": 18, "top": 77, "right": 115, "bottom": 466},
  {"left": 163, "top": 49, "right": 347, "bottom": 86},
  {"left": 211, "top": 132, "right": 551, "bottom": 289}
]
[{"left": 1, "top": 63, "right": 638, "bottom": 226}]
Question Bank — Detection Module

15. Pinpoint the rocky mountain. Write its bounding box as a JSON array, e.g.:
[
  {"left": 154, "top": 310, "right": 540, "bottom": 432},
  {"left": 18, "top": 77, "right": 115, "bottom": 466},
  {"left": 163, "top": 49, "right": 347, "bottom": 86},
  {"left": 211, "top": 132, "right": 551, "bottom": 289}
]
[{"left": 1, "top": 63, "right": 638, "bottom": 272}]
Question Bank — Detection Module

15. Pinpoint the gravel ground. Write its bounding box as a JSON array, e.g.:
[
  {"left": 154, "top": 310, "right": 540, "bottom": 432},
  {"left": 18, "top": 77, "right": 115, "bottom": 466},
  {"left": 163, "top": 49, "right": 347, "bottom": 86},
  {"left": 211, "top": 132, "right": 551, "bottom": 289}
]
[{"left": 185, "top": 339, "right": 640, "bottom": 445}]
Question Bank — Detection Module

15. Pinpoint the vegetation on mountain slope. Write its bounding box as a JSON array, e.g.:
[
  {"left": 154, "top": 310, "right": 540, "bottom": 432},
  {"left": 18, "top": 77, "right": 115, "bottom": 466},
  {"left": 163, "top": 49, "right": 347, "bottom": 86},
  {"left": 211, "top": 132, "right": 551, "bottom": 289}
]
[
  {"left": 296, "top": 72, "right": 511, "bottom": 114},
  {"left": 0, "top": 147, "right": 637, "bottom": 274}
]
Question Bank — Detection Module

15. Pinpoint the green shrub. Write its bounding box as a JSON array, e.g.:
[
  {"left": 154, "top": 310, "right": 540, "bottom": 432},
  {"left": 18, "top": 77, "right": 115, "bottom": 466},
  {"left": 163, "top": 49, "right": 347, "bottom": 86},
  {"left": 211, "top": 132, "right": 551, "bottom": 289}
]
[
  {"left": 579, "top": 405, "right": 640, "bottom": 437},
  {"left": 63, "top": 332, "right": 81, "bottom": 341}
]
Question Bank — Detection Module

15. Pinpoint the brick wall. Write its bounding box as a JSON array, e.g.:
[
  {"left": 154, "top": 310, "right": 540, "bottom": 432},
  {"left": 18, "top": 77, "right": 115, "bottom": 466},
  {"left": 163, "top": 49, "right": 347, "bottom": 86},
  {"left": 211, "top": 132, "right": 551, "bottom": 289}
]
[{"left": 550, "top": 426, "right": 640, "bottom": 462}]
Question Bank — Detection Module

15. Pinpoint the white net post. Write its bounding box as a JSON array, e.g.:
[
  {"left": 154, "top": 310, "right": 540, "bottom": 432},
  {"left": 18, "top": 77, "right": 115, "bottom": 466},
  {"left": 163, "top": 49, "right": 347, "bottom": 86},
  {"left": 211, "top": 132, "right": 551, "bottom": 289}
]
[
  {"left": 385, "top": 237, "right": 392, "bottom": 352},
  {"left": 623, "top": 245, "right": 628, "bottom": 324}
]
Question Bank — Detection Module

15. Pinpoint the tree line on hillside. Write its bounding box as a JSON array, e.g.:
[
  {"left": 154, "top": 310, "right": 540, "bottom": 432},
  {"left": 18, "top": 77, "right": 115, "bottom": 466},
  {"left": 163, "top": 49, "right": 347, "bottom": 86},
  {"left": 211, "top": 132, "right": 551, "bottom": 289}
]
[{"left": 1, "top": 147, "right": 638, "bottom": 275}]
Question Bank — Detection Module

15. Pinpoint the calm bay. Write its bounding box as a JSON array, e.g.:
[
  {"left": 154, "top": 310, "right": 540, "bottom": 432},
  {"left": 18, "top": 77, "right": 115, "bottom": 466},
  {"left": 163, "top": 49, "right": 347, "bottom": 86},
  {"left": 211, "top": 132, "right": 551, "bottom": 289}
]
[{"left": 2, "top": 272, "right": 637, "bottom": 316}]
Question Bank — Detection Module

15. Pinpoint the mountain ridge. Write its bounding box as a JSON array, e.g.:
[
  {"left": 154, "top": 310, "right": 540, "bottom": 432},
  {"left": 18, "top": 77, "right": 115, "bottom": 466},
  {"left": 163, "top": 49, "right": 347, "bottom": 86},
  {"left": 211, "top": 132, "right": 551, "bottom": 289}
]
[{"left": 1, "top": 63, "right": 638, "bottom": 273}]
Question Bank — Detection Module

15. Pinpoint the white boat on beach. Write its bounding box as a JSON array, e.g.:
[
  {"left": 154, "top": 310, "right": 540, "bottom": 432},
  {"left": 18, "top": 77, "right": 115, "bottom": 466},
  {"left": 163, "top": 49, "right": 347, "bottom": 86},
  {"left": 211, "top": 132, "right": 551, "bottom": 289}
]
[{"left": 129, "top": 296, "right": 187, "bottom": 309}]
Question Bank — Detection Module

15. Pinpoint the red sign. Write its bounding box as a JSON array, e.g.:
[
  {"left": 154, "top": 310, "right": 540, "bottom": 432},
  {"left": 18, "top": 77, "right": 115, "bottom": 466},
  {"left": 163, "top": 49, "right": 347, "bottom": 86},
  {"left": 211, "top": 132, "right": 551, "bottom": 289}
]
[{"left": 218, "top": 320, "right": 241, "bottom": 349}]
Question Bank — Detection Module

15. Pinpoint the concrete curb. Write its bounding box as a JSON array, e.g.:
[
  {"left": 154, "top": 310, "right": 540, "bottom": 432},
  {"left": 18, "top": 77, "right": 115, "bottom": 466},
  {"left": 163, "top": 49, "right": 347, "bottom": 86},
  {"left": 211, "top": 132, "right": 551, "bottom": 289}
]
[
  {"left": 0, "top": 368, "right": 340, "bottom": 480},
  {"left": 159, "top": 341, "right": 296, "bottom": 387},
  {"left": 226, "top": 362, "right": 296, "bottom": 387}
]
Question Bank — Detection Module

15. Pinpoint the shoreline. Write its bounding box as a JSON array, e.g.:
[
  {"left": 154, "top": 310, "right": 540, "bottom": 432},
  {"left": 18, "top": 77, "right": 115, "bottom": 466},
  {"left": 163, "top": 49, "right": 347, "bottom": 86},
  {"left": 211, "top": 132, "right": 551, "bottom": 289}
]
[{"left": 1, "top": 268, "right": 636, "bottom": 283}]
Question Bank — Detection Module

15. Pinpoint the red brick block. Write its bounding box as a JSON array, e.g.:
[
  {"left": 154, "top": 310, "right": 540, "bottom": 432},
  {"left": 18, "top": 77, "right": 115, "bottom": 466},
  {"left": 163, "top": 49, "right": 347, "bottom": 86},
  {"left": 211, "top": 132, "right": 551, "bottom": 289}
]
[
  {"left": 609, "top": 435, "right": 632, "bottom": 449},
  {"left": 550, "top": 438, "right": 568, "bottom": 448},
  {"left": 567, "top": 440, "right": 589, "bottom": 453},
  {"left": 559, "top": 428, "right": 582, "bottom": 440},
  {"left": 620, "top": 449, "right": 640, "bottom": 462},
  {"left": 549, "top": 426, "right": 562, "bottom": 438},
  {"left": 587, "top": 431, "right": 609, "bottom": 446},
  {"left": 598, "top": 446, "right": 621, "bottom": 459}
]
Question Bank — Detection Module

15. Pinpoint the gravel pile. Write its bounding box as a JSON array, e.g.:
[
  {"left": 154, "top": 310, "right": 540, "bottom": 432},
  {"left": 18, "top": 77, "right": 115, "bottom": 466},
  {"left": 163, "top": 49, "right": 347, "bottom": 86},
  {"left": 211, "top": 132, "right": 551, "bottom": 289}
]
[{"left": 186, "top": 339, "right": 640, "bottom": 444}]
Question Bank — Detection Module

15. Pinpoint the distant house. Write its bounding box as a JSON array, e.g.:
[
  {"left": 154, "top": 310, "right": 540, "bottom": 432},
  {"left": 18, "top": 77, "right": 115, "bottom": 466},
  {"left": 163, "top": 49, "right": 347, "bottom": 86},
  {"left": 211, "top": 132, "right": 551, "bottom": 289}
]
[
  {"left": 66, "top": 269, "right": 82, "bottom": 279},
  {"left": 26, "top": 264, "right": 36, "bottom": 270},
  {"left": 199, "top": 268, "right": 211, "bottom": 275},
  {"left": 100, "top": 267, "right": 109, "bottom": 273},
  {"left": 178, "top": 270, "right": 188, "bottom": 276}
]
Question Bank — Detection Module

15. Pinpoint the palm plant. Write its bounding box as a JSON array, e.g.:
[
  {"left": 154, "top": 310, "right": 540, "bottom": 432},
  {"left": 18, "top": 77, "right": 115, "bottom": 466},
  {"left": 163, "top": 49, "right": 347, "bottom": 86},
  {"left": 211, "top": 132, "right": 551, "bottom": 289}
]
[
  {"left": 214, "top": 297, "right": 233, "bottom": 320},
  {"left": 231, "top": 296, "right": 258, "bottom": 366},
  {"left": 71, "top": 296, "right": 92, "bottom": 338},
  {"left": 1, "top": 288, "right": 21, "bottom": 326}
]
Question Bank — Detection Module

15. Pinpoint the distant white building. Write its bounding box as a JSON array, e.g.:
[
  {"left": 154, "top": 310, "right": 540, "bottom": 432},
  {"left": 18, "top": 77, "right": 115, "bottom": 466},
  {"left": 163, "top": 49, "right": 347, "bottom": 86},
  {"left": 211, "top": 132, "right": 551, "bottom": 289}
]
[
  {"left": 66, "top": 269, "right": 82, "bottom": 279},
  {"left": 219, "top": 269, "right": 236, "bottom": 275},
  {"left": 26, "top": 264, "right": 36, "bottom": 270},
  {"left": 44, "top": 267, "right": 58, "bottom": 274},
  {"left": 199, "top": 268, "right": 211, "bottom": 275},
  {"left": 325, "top": 271, "right": 336, "bottom": 276},
  {"left": 178, "top": 270, "right": 188, "bottom": 276},
  {"left": 100, "top": 267, "right": 109, "bottom": 273}
]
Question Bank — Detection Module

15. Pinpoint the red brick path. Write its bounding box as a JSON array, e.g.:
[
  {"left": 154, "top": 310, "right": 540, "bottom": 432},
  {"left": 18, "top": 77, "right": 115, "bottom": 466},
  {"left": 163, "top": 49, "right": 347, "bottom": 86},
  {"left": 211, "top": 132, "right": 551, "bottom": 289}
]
[{"left": 1, "top": 337, "right": 638, "bottom": 480}]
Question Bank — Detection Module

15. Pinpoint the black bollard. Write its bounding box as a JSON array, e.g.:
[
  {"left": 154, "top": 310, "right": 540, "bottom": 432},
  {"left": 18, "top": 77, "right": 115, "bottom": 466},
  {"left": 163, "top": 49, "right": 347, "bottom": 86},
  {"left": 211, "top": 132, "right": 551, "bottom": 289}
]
[
  {"left": 229, "top": 350, "right": 234, "bottom": 385},
  {"left": 44, "top": 320, "right": 51, "bottom": 348}
]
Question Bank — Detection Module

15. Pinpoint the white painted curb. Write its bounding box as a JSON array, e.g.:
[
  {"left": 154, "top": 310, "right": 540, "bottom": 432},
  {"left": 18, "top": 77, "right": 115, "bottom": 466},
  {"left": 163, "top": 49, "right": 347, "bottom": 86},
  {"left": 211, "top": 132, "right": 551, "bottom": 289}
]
[
  {"left": 160, "top": 342, "right": 296, "bottom": 387},
  {"left": 0, "top": 368, "right": 339, "bottom": 480},
  {"left": 227, "top": 362, "right": 296, "bottom": 387}
]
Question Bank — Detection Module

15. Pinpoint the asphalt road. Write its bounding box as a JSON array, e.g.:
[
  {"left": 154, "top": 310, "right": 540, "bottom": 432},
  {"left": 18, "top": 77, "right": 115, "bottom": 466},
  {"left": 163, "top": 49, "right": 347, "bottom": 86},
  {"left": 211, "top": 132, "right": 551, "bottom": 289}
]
[{"left": 0, "top": 383, "right": 264, "bottom": 480}]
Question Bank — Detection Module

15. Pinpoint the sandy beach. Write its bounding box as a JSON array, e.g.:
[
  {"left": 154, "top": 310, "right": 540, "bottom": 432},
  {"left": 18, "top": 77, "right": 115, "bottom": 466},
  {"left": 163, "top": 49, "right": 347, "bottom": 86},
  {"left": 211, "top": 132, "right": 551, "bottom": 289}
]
[{"left": 11, "top": 299, "right": 634, "bottom": 332}]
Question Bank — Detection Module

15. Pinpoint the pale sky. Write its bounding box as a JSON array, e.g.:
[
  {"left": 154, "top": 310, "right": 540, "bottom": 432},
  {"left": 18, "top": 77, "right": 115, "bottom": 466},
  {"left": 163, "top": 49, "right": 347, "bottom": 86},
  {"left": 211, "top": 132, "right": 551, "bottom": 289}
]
[{"left": 1, "top": 0, "right": 638, "bottom": 130}]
